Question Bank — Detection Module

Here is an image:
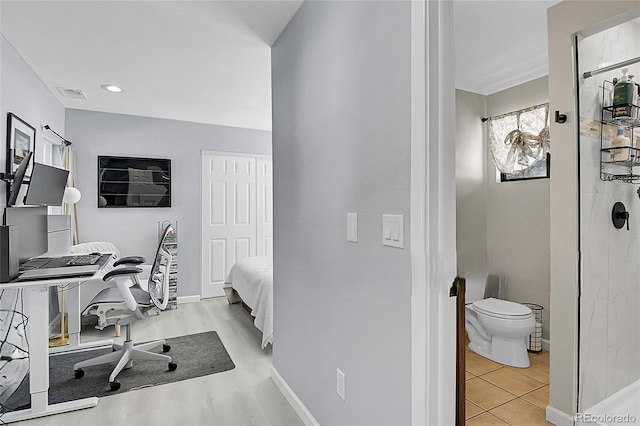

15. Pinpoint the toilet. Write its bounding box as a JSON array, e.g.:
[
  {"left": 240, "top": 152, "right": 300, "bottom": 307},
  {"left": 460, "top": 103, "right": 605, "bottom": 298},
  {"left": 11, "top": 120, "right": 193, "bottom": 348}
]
[{"left": 465, "top": 297, "right": 535, "bottom": 368}]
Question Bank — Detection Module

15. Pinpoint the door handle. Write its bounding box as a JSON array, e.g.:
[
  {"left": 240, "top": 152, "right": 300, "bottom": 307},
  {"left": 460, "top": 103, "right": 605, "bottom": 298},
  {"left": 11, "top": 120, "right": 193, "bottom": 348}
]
[{"left": 450, "top": 277, "right": 465, "bottom": 297}]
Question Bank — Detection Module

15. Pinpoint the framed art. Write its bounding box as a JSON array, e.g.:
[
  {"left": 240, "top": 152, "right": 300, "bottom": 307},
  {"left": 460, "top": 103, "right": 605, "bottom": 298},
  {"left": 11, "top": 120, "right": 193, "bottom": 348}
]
[{"left": 6, "top": 113, "right": 36, "bottom": 178}]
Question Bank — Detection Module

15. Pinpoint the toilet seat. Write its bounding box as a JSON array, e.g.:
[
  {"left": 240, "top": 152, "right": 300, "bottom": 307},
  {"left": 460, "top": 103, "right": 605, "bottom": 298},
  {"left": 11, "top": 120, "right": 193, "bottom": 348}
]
[{"left": 472, "top": 298, "right": 532, "bottom": 320}]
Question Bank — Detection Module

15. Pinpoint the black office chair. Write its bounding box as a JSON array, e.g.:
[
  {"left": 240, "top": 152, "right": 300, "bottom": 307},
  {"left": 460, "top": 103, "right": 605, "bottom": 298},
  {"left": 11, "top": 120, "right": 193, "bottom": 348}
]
[{"left": 73, "top": 227, "right": 177, "bottom": 391}]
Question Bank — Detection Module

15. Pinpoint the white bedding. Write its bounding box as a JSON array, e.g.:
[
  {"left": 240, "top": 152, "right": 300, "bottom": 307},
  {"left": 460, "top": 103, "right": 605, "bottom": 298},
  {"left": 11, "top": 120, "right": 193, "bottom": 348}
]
[{"left": 224, "top": 256, "right": 273, "bottom": 348}]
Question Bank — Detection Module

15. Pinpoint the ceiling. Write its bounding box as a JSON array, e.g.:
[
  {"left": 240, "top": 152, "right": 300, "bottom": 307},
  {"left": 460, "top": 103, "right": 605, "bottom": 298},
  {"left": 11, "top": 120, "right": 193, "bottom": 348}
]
[
  {"left": 454, "top": 0, "right": 562, "bottom": 96},
  {"left": 1, "top": 1, "right": 559, "bottom": 132}
]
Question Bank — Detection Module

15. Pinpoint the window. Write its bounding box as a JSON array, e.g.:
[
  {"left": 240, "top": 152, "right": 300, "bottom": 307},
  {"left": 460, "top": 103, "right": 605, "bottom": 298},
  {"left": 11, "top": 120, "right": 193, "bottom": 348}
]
[
  {"left": 40, "top": 134, "right": 64, "bottom": 214},
  {"left": 488, "top": 103, "right": 550, "bottom": 181}
]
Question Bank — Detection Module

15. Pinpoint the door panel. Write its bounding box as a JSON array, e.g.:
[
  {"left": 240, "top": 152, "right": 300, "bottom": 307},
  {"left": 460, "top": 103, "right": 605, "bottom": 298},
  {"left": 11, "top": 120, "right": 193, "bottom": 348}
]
[
  {"left": 201, "top": 154, "right": 257, "bottom": 298},
  {"left": 208, "top": 239, "right": 227, "bottom": 283},
  {"left": 256, "top": 158, "right": 273, "bottom": 257}
]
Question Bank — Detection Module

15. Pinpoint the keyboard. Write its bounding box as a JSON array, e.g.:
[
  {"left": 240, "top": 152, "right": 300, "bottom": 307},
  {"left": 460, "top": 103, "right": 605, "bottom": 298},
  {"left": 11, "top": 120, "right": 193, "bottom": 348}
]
[
  {"left": 16, "top": 254, "right": 112, "bottom": 281},
  {"left": 65, "top": 254, "right": 101, "bottom": 266}
]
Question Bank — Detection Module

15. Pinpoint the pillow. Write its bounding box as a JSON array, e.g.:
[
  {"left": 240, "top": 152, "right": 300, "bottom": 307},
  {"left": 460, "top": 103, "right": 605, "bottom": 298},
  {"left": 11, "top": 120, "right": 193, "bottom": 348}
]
[{"left": 71, "top": 241, "right": 120, "bottom": 259}]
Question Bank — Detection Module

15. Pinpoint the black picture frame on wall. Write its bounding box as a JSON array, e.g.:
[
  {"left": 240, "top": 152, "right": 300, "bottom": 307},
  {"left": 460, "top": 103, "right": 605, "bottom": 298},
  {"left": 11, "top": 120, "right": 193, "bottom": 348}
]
[
  {"left": 97, "top": 156, "right": 172, "bottom": 208},
  {"left": 6, "top": 113, "right": 36, "bottom": 178}
]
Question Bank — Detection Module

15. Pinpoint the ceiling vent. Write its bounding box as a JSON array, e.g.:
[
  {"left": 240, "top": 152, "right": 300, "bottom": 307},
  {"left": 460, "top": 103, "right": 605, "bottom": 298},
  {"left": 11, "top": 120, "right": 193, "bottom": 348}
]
[{"left": 56, "top": 87, "right": 87, "bottom": 100}]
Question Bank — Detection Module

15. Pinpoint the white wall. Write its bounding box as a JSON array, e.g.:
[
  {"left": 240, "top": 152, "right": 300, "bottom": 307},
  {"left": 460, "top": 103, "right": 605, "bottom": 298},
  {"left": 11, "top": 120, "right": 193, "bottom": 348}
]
[
  {"left": 271, "top": 1, "right": 412, "bottom": 424},
  {"left": 577, "top": 18, "right": 640, "bottom": 411},
  {"left": 65, "top": 109, "right": 271, "bottom": 299}
]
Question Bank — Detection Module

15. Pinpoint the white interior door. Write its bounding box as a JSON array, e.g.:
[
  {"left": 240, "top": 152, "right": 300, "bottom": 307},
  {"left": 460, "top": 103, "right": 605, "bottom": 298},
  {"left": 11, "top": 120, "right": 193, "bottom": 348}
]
[
  {"left": 256, "top": 158, "right": 273, "bottom": 257},
  {"left": 201, "top": 153, "right": 257, "bottom": 298}
]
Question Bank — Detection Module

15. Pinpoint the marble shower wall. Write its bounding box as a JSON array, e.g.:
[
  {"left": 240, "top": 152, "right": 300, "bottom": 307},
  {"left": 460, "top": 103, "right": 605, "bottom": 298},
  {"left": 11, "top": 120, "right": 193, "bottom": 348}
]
[{"left": 578, "top": 19, "right": 640, "bottom": 411}]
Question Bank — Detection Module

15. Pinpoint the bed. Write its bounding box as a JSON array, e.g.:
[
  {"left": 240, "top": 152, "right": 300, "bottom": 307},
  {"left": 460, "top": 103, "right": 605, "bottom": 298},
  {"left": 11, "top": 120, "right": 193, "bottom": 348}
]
[{"left": 224, "top": 256, "right": 273, "bottom": 348}]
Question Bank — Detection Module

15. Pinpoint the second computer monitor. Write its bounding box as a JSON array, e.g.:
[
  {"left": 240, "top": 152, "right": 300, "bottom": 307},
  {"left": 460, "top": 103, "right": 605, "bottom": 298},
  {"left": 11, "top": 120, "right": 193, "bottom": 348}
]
[{"left": 24, "top": 163, "right": 69, "bottom": 206}]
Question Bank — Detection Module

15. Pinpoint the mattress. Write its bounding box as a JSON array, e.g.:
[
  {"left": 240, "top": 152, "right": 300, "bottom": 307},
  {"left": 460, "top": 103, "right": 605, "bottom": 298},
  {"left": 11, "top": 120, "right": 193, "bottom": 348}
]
[{"left": 224, "top": 256, "right": 273, "bottom": 348}]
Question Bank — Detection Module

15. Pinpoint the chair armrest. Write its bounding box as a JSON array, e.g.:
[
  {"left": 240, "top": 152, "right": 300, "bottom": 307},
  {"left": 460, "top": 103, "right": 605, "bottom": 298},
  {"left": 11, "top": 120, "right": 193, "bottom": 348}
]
[
  {"left": 114, "top": 256, "right": 147, "bottom": 267},
  {"left": 104, "top": 267, "right": 143, "bottom": 313}
]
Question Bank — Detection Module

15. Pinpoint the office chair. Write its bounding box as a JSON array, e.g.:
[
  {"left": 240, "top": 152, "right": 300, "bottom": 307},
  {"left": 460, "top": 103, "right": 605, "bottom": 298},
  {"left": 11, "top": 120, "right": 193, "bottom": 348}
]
[{"left": 73, "top": 230, "right": 177, "bottom": 391}]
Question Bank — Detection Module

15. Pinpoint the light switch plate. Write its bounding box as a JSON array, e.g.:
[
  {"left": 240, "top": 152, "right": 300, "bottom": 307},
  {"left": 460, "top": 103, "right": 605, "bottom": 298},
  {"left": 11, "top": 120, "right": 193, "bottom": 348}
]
[
  {"left": 382, "top": 214, "right": 404, "bottom": 248},
  {"left": 347, "top": 213, "right": 358, "bottom": 242}
]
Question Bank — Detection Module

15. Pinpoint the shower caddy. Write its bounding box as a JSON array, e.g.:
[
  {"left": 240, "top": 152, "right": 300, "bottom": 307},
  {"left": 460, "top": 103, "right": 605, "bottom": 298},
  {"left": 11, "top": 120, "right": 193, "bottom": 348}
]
[{"left": 600, "top": 79, "right": 640, "bottom": 182}]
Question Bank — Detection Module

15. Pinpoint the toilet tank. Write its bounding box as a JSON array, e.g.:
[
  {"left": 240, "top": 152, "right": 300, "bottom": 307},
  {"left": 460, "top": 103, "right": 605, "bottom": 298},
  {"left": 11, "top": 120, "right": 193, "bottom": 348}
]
[
  {"left": 466, "top": 279, "right": 486, "bottom": 303},
  {"left": 465, "top": 275, "right": 503, "bottom": 303}
]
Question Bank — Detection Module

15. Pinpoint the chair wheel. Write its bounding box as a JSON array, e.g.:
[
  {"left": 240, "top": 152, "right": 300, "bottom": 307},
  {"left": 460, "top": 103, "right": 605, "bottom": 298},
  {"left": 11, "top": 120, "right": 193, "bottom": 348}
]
[
  {"left": 110, "top": 381, "right": 121, "bottom": 391},
  {"left": 74, "top": 369, "right": 84, "bottom": 379},
  {"left": 163, "top": 344, "right": 171, "bottom": 352},
  {"left": 168, "top": 361, "right": 177, "bottom": 371}
]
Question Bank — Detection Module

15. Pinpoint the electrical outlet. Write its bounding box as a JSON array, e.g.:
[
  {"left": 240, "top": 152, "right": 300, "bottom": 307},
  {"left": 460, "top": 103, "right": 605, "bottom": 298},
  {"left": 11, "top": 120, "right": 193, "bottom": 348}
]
[{"left": 336, "top": 369, "right": 346, "bottom": 400}]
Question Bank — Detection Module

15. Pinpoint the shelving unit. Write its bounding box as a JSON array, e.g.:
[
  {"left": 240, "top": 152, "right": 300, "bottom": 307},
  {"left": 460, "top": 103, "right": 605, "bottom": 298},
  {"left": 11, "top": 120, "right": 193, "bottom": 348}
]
[
  {"left": 600, "top": 80, "right": 640, "bottom": 183},
  {"left": 158, "top": 220, "right": 178, "bottom": 309}
]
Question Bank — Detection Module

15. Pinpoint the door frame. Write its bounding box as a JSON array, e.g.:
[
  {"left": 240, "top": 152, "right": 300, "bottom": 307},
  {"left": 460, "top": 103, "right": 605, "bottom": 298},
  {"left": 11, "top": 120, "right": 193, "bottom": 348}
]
[
  {"left": 200, "top": 150, "right": 272, "bottom": 299},
  {"left": 410, "top": 1, "right": 457, "bottom": 425}
]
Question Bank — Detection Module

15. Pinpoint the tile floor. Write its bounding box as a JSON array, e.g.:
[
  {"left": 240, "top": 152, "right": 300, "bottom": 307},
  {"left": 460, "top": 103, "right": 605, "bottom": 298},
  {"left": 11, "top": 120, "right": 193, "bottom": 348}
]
[{"left": 465, "top": 346, "right": 550, "bottom": 425}]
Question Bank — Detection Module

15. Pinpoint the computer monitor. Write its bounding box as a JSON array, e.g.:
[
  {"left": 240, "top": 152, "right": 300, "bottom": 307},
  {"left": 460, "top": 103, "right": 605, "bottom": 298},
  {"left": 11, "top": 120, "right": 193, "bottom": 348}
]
[
  {"left": 7, "top": 151, "right": 33, "bottom": 207},
  {"left": 3, "top": 206, "right": 48, "bottom": 264},
  {"left": 25, "top": 163, "right": 69, "bottom": 206}
]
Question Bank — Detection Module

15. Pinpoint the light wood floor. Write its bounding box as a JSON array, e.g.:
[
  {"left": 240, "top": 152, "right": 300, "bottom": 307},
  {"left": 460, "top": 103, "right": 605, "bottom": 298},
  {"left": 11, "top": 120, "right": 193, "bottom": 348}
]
[{"left": 15, "top": 297, "right": 303, "bottom": 426}]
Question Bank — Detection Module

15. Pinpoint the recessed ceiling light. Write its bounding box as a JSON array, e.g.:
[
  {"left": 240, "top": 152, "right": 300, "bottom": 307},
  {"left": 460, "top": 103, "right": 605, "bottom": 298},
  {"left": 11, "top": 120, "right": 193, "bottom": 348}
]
[{"left": 101, "top": 84, "right": 123, "bottom": 93}]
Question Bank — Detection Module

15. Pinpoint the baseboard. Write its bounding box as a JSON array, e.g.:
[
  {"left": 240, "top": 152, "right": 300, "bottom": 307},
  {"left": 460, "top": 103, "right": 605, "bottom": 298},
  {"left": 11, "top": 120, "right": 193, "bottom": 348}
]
[
  {"left": 177, "top": 295, "right": 201, "bottom": 304},
  {"left": 546, "top": 405, "right": 574, "bottom": 426},
  {"left": 270, "top": 365, "right": 319, "bottom": 426},
  {"left": 542, "top": 338, "right": 550, "bottom": 352}
]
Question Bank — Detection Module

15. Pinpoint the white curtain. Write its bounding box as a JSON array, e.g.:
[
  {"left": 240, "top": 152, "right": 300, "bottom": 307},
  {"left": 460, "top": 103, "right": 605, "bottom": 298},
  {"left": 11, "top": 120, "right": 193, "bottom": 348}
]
[
  {"left": 488, "top": 103, "right": 550, "bottom": 174},
  {"left": 59, "top": 144, "right": 79, "bottom": 244}
]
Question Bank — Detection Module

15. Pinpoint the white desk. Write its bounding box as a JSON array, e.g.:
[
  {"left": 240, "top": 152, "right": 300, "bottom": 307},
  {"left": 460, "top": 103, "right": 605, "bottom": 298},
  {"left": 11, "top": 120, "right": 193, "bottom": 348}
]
[{"left": 0, "top": 268, "right": 108, "bottom": 423}]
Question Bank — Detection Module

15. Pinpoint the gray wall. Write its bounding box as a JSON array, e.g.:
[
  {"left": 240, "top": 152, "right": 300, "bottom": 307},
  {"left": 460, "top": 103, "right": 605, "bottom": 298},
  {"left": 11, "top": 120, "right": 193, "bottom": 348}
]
[
  {"left": 485, "top": 77, "right": 551, "bottom": 340},
  {"left": 271, "top": 1, "right": 412, "bottom": 424},
  {"left": 0, "top": 33, "right": 65, "bottom": 359},
  {"left": 65, "top": 109, "right": 271, "bottom": 298},
  {"left": 455, "top": 90, "right": 489, "bottom": 302},
  {"left": 1, "top": 35, "right": 66, "bottom": 201},
  {"left": 455, "top": 78, "right": 551, "bottom": 340}
]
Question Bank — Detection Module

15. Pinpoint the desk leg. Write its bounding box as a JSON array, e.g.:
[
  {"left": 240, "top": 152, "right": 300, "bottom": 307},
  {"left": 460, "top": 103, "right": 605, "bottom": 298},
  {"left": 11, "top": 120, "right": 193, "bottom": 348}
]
[
  {"left": 26, "top": 286, "right": 49, "bottom": 408},
  {"left": 66, "top": 283, "right": 80, "bottom": 347},
  {"left": 1, "top": 286, "right": 97, "bottom": 423},
  {"left": 49, "top": 284, "right": 113, "bottom": 355}
]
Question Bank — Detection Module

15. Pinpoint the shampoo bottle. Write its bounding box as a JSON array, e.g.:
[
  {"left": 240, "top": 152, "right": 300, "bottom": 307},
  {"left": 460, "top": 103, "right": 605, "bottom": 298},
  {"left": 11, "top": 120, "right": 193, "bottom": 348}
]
[
  {"left": 613, "top": 69, "right": 635, "bottom": 118},
  {"left": 611, "top": 128, "right": 631, "bottom": 162}
]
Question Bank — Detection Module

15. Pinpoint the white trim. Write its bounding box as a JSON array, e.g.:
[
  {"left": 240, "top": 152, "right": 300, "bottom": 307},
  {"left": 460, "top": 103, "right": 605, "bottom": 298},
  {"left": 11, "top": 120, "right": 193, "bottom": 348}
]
[
  {"left": 411, "top": 1, "right": 457, "bottom": 424},
  {"left": 176, "top": 295, "right": 201, "bottom": 304},
  {"left": 270, "top": 365, "right": 319, "bottom": 426},
  {"left": 200, "top": 149, "right": 271, "bottom": 159},
  {"left": 542, "top": 338, "right": 550, "bottom": 352},
  {"left": 546, "top": 405, "right": 575, "bottom": 426},
  {"left": 410, "top": 1, "right": 427, "bottom": 423}
]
